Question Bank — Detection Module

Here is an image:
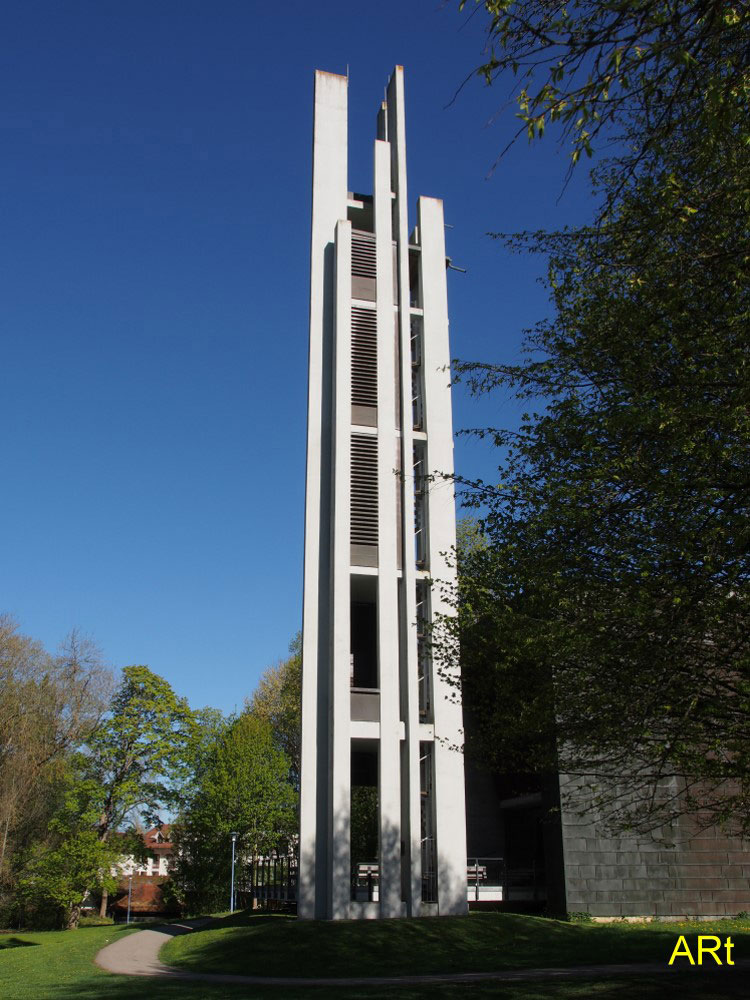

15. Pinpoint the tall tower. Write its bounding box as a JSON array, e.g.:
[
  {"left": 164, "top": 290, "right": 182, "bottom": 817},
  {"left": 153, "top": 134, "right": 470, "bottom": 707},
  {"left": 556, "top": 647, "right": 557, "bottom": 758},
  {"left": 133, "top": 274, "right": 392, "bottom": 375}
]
[{"left": 299, "top": 67, "right": 467, "bottom": 920}]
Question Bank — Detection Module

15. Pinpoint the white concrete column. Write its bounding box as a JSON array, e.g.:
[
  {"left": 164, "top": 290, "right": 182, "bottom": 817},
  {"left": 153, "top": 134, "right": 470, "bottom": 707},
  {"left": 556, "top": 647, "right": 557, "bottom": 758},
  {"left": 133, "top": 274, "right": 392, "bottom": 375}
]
[
  {"left": 300, "top": 70, "right": 348, "bottom": 920},
  {"left": 330, "top": 219, "right": 352, "bottom": 920},
  {"left": 387, "top": 65, "right": 423, "bottom": 917},
  {"left": 302, "top": 65, "right": 467, "bottom": 922},
  {"left": 374, "top": 137, "right": 402, "bottom": 917},
  {"left": 418, "top": 196, "right": 467, "bottom": 916}
]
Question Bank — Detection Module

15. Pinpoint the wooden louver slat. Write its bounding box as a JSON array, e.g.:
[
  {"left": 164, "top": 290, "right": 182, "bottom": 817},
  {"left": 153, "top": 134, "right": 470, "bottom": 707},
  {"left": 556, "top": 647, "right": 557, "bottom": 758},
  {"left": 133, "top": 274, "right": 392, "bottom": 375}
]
[
  {"left": 352, "top": 230, "right": 377, "bottom": 279},
  {"left": 350, "top": 433, "right": 378, "bottom": 546},
  {"left": 351, "top": 307, "right": 377, "bottom": 407}
]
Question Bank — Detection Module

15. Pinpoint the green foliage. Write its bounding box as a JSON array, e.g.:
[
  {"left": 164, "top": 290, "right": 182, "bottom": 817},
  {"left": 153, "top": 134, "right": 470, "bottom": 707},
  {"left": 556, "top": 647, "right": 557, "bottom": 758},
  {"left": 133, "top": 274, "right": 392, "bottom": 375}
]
[
  {"left": 14, "top": 761, "right": 125, "bottom": 929},
  {"left": 171, "top": 712, "right": 297, "bottom": 914},
  {"left": 84, "top": 665, "right": 196, "bottom": 836},
  {"left": 447, "top": 77, "right": 750, "bottom": 832},
  {"left": 178, "top": 704, "right": 231, "bottom": 810},
  {"left": 446, "top": 0, "right": 750, "bottom": 838},
  {"left": 456, "top": 516, "right": 489, "bottom": 558},
  {"left": 458, "top": 1, "right": 749, "bottom": 178},
  {"left": 78, "top": 913, "right": 114, "bottom": 925},
  {"left": 18, "top": 829, "right": 118, "bottom": 929},
  {"left": 351, "top": 786, "right": 378, "bottom": 862},
  {"left": 246, "top": 633, "right": 301, "bottom": 787},
  {"left": 0, "top": 620, "right": 112, "bottom": 928},
  {"left": 1, "top": 652, "right": 199, "bottom": 929},
  {"left": 199, "top": 712, "right": 297, "bottom": 853}
]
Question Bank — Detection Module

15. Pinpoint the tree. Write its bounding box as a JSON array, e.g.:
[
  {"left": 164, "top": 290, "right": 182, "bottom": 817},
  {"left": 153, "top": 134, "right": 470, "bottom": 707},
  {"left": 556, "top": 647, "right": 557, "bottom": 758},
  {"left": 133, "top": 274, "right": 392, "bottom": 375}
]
[
  {"left": 170, "top": 712, "right": 296, "bottom": 914},
  {"left": 19, "top": 833, "right": 117, "bottom": 930},
  {"left": 76, "top": 664, "right": 196, "bottom": 917},
  {"left": 0, "top": 625, "right": 202, "bottom": 928},
  {"left": 0, "top": 619, "right": 112, "bottom": 924},
  {"left": 440, "top": 0, "right": 750, "bottom": 838},
  {"left": 17, "top": 769, "right": 120, "bottom": 929},
  {"left": 177, "top": 704, "right": 230, "bottom": 809},
  {"left": 84, "top": 665, "right": 196, "bottom": 841},
  {"left": 457, "top": 0, "right": 748, "bottom": 184},
  {"left": 246, "top": 634, "right": 301, "bottom": 788},
  {"left": 0, "top": 621, "right": 111, "bottom": 867},
  {"left": 444, "top": 87, "right": 750, "bottom": 833}
]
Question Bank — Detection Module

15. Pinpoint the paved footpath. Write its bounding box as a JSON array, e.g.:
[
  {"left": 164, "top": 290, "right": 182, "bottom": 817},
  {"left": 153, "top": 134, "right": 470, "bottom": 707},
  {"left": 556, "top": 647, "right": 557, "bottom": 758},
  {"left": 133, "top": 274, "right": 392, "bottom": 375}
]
[{"left": 95, "top": 922, "right": 747, "bottom": 987}]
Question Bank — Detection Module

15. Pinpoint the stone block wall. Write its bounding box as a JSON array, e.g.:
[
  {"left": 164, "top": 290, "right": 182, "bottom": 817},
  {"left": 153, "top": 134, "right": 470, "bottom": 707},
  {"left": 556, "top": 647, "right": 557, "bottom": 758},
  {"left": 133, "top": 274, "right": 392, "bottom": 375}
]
[{"left": 559, "top": 775, "right": 750, "bottom": 918}]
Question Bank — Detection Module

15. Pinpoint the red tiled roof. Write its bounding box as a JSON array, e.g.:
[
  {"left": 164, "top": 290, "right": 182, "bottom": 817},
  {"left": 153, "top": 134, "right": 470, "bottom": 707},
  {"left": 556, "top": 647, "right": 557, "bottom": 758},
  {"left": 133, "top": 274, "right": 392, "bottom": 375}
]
[
  {"left": 112, "top": 876, "right": 173, "bottom": 913},
  {"left": 143, "top": 824, "right": 173, "bottom": 849}
]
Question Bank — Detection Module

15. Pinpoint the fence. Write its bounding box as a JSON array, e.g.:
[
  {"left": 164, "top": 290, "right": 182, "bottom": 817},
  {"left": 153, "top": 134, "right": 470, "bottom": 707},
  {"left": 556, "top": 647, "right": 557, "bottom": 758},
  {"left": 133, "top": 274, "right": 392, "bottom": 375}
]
[
  {"left": 249, "top": 853, "right": 545, "bottom": 909},
  {"left": 252, "top": 854, "right": 298, "bottom": 908}
]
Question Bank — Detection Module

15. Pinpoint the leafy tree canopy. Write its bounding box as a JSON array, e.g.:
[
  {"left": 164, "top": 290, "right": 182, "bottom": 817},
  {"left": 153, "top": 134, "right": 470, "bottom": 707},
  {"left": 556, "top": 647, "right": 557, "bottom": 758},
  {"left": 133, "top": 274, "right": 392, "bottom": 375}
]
[
  {"left": 445, "top": 9, "right": 749, "bottom": 833},
  {"left": 83, "top": 664, "right": 197, "bottom": 839},
  {"left": 17, "top": 766, "right": 120, "bottom": 929},
  {"left": 459, "top": 0, "right": 748, "bottom": 178},
  {"left": 246, "top": 633, "right": 301, "bottom": 788},
  {"left": 0, "top": 619, "right": 112, "bottom": 919},
  {"left": 170, "top": 711, "right": 296, "bottom": 914}
]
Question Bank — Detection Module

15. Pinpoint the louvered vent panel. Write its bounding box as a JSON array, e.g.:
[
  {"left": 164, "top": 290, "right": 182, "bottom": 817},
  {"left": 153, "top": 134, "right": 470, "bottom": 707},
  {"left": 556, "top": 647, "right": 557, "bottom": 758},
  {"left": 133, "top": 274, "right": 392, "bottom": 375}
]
[
  {"left": 351, "top": 434, "right": 378, "bottom": 546},
  {"left": 352, "top": 231, "right": 377, "bottom": 279},
  {"left": 351, "top": 307, "right": 377, "bottom": 407}
]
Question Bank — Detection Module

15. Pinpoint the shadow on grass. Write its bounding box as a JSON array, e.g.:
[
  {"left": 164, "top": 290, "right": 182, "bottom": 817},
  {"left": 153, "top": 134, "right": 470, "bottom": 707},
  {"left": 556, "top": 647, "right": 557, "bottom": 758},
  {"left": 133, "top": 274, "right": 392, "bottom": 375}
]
[
  {"left": 163, "top": 911, "right": 637, "bottom": 977},
  {"left": 20, "top": 971, "right": 750, "bottom": 1000},
  {"left": 186, "top": 910, "right": 288, "bottom": 929},
  {"left": 0, "top": 937, "right": 39, "bottom": 949},
  {"left": 158, "top": 910, "right": 750, "bottom": 983}
]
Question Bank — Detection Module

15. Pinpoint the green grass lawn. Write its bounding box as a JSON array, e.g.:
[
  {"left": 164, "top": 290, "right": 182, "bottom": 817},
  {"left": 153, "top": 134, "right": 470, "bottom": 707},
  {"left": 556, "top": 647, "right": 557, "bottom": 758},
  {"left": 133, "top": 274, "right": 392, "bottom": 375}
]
[
  {"left": 1, "top": 914, "right": 747, "bottom": 1000},
  {"left": 161, "top": 910, "right": 750, "bottom": 979}
]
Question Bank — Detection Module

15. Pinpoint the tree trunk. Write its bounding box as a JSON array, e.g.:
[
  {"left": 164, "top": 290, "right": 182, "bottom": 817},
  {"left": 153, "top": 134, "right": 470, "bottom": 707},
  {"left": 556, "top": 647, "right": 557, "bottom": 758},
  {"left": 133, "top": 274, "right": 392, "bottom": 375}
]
[
  {"left": 0, "top": 813, "right": 10, "bottom": 874},
  {"left": 99, "top": 887, "right": 108, "bottom": 918},
  {"left": 251, "top": 854, "right": 257, "bottom": 911},
  {"left": 67, "top": 903, "right": 82, "bottom": 929}
]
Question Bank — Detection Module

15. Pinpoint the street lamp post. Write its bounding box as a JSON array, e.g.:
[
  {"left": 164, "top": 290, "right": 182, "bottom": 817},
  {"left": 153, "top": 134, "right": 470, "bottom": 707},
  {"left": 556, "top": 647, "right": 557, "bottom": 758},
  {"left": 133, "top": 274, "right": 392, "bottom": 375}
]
[
  {"left": 126, "top": 874, "right": 133, "bottom": 925},
  {"left": 229, "top": 832, "right": 239, "bottom": 914}
]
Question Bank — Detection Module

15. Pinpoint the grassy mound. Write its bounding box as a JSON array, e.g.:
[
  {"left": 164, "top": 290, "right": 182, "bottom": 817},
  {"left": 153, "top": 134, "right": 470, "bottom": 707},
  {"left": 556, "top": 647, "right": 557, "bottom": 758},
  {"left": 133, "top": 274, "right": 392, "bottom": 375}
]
[
  {"left": 0, "top": 924, "right": 136, "bottom": 999},
  {"left": 160, "top": 910, "right": 750, "bottom": 979},
  {"left": 0, "top": 916, "right": 746, "bottom": 999}
]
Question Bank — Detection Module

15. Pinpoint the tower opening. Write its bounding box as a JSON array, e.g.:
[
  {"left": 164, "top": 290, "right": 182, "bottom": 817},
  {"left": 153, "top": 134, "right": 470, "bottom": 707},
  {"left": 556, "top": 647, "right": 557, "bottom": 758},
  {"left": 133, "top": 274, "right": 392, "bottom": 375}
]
[{"left": 351, "top": 744, "right": 379, "bottom": 901}]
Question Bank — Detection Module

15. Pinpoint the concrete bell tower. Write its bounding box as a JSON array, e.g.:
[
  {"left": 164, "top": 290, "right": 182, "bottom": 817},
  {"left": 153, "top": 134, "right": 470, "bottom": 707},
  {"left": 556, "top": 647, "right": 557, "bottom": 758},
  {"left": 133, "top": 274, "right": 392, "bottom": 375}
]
[{"left": 299, "top": 67, "right": 467, "bottom": 920}]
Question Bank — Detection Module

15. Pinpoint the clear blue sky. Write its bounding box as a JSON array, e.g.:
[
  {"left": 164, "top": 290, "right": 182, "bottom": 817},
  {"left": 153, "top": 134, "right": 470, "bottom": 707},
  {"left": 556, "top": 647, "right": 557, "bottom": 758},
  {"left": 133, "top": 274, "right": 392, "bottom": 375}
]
[{"left": 0, "top": 1, "right": 592, "bottom": 715}]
